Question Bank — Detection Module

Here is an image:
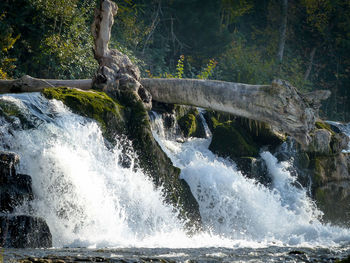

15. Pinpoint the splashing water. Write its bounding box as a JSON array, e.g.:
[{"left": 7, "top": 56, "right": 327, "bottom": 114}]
[
  {"left": 0, "top": 93, "right": 349, "bottom": 249},
  {"left": 151, "top": 111, "right": 350, "bottom": 247}
]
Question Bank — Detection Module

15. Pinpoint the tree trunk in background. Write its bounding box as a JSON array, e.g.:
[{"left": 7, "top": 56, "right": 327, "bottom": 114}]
[
  {"left": 277, "top": 0, "right": 288, "bottom": 63},
  {"left": 304, "top": 46, "right": 317, "bottom": 81}
]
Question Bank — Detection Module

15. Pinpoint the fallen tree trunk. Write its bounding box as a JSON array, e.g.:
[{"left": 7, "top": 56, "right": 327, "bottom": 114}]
[
  {"left": 0, "top": 75, "right": 330, "bottom": 145},
  {"left": 0, "top": 75, "right": 91, "bottom": 93},
  {"left": 142, "top": 78, "right": 330, "bottom": 145}
]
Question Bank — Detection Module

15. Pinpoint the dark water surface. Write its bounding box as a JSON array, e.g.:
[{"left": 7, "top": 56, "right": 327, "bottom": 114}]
[{"left": 4, "top": 246, "right": 350, "bottom": 262}]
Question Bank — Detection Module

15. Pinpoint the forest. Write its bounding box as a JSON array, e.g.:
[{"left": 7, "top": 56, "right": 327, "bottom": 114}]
[{"left": 0, "top": 0, "right": 349, "bottom": 121}]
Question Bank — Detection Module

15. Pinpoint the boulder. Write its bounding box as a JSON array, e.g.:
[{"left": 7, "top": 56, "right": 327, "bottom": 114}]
[
  {"left": 177, "top": 108, "right": 206, "bottom": 138},
  {"left": 0, "top": 215, "right": 52, "bottom": 248},
  {"left": 306, "top": 121, "right": 349, "bottom": 155},
  {"left": 206, "top": 112, "right": 284, "bottom": 160},
  {"left": 0, "top": 151, "right": 33, "bottom": 213},
  {"left": 0, "top": 151, "right": 52, "bottom": 248}
]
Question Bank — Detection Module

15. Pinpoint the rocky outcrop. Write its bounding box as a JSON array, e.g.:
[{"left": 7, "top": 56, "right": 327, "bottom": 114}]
[
  {"left": 0, "top": 151, "right": 52, "bottom": 248},
  {"left": 278, "top": 121, "right": 350, "bottom": 226},
  {"left": 0, "top": 152, "right": 33, "bottom": 213},
  {"left": 0, "top": 215, "right": 51, "bottom": 248},
  {"left": 151, "top": 102, "right": 207, "bottom": 139}
]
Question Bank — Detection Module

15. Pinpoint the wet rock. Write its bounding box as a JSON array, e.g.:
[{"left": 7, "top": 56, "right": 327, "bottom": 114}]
[
  {"left": 0, "top": 151, "right": 52, "bottom": 248},
  {"left": 236, "top": 157, "right": 271, "bottom": 186},
  {"left": 287, "top": 121, "right": 350, "bottom": 226},
  {"left": 206, "top": 112, "right": 285, "bottom": 160},
  {"left": 120, "top": 93, "right": 202, "bottom": 230},
  {"left": 177, "top": 108, "right": 206, "bottom": 138},
  {"left": 308, "top": 129, "right": 332, "bottom": 154},
  {"left": 0, "top": 215, "right": 52, "bottom": 248},
  {"left": 309, "top": 121, "right": 350, "bottom": 155},
  {"left": 0, "top": 151, "right": 33, "bottom": 212}
]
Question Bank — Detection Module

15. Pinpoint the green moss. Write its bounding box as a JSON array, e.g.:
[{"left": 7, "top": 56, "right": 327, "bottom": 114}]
[
  {"left": 205, "top": 112, "right": 285, "bottom": 155},
  {"left": 179, "top": 113, "right": 196, "bottom": 137},
  {"left": 42, "top": 87, "right": 124, "bottom": 135},
  {"left": 0, "top": 99, "right": 35, "bottom": 128},
  {"left": 209, "top": 120, "right": 259, "bottom": 159},
  {"left": 206, "top": 110, "right": 285, "bottom": 159},
  {"left": 315, "top": 121, "right": 335, "bottom": 135}
]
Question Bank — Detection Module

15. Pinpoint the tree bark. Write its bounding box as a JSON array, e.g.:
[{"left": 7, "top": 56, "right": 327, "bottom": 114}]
[
  {"left": 277, "top": 0, "right": 288, "bottom": 63},
  {"left": 91, "top": 0, "right": 152, "bottom": 109}
]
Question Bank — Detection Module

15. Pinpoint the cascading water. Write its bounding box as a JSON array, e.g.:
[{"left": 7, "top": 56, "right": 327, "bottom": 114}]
[
  {"left": 0, "top": 93, "right": 190, "bottom": 248},
  {"left": 0, "top": 93, "right": 350, "bottom": 251},
  {"left": 151, "top": 111, "right": 350, "bottom": 247}
]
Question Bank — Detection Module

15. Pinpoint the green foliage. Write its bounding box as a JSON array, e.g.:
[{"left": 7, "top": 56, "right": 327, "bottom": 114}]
[
  {"left": 0, "top": 13, "right": 20, "bottom": 79},
  {"left": 176, "top": 55, "right": 185, "bottom": 78},
  {"left": 218, "top": 38, "right": 275, "bottom": 85},
  {"left": 29, "top": 0, "right": 97, "bottom": 78},
  {"left": 197, "top": 59, "right": 218, "bottom": 80},
  {"left": 220, "top": 0, "right": 253, "bottom": 27}
]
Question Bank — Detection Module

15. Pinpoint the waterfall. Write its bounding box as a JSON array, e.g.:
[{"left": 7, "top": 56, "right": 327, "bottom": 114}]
[
  {"left": 0, "top": 93, "right": 349, "bottom": 249},
  {"left": 151, "top": 111, "right": 350, "bottom": 247}
]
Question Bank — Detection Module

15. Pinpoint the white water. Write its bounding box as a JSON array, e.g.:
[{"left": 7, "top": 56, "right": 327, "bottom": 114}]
[{"left": 0, "top": 93, "right": 349, "bottom": 249}]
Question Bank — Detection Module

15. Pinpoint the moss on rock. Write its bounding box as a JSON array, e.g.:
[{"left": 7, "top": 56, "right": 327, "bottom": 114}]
[
  {"left": 206, "top": 111, "right": 285, "bottom": 160},
  {"left": 209, "top": 119, "right": 260, "bottom": 159},
  {"left": 177, "top": 108, "right": 206, "bottom": 138},
  {"left": 0, "top": 99, "right": 36, "bottom": 129},
  {"left": 178, "top": 112, "right": 197, "bottom": 137},
  {"left": 42, "top": 87, "right": 125, "bottom": 140},
  {"left": 315, "top": 121, "right": 335, "bottom": 135}
]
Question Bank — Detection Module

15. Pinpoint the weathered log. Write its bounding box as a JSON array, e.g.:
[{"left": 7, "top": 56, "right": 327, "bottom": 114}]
[
  {"left": 0, "top": 75, "right": 91, "bottom": 93},
  {"left": 0, "top": 75, "right": 330, "bottom": 145},
  {"left": 142, "top": 78, "right": 331, "bottom": 145}
]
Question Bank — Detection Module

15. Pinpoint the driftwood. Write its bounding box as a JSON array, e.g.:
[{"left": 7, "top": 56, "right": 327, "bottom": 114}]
[
  {"left": 142, "top": 78, "right": 331, "bottom": 145},
  {"left": 0, "top": 75, "right": 91, "bottom": 93},
  {"left": 0, "top": 75, "right": 330, "bottom": 145}
]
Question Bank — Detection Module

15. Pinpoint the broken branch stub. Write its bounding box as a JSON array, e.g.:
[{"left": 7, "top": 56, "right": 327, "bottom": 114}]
[{"left": 91, "top": 0, "right": 152, "bottom": 109}]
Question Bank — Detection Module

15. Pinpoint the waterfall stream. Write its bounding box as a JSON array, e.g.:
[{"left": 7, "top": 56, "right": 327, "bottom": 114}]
[{"left": 0, "top": 93, "right": 349, "bottom": 249}]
